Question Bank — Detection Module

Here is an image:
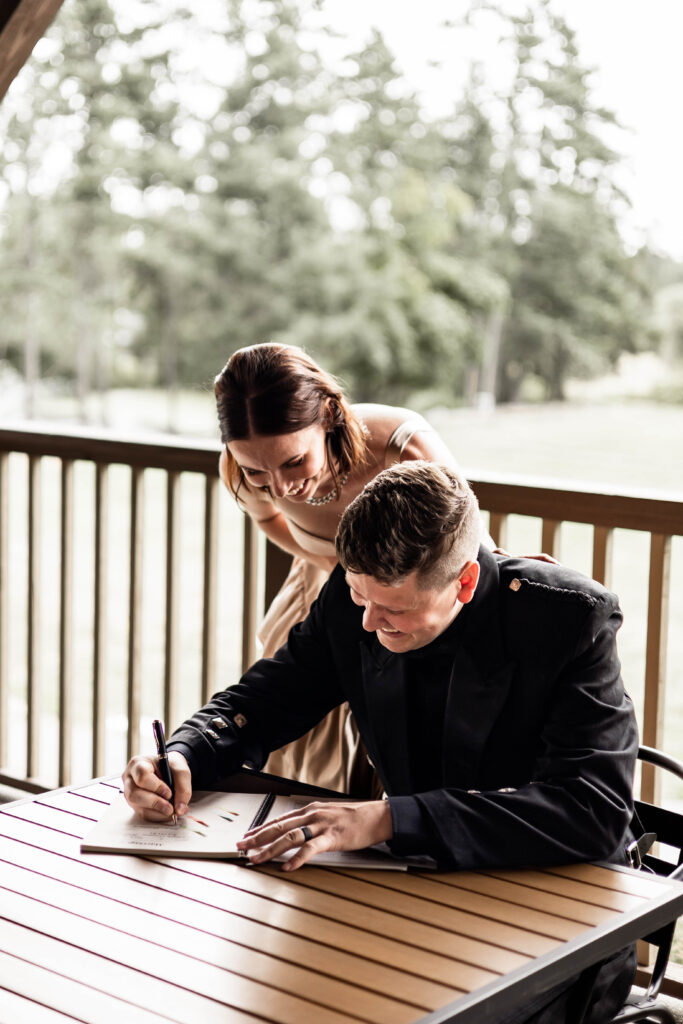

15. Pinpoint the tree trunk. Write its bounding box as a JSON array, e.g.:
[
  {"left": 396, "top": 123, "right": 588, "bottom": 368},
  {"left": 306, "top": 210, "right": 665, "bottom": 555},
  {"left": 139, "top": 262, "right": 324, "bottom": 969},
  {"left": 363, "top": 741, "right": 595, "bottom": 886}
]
[
  {"left": 23, "top": 294, "right": 39, "bottom": 420},
  {"left": 478, "top": 305, "right": 506, "bottom": 411},
  {"left": 162, "top": 286, "right": 178, "bottom": 434}
]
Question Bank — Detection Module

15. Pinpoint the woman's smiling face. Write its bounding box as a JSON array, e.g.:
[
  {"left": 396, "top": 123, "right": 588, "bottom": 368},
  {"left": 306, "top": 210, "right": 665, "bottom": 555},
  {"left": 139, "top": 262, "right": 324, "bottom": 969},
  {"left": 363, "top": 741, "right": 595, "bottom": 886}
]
[{"left": 228, "top": 425, "right": 330, "bottom": 501}]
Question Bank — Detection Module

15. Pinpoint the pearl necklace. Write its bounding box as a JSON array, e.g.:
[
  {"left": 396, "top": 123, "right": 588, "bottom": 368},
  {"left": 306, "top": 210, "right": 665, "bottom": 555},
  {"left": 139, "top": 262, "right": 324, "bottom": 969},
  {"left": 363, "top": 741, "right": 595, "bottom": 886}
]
[{"left": 305, "top": 471, "right": 349, "bottom": 506}]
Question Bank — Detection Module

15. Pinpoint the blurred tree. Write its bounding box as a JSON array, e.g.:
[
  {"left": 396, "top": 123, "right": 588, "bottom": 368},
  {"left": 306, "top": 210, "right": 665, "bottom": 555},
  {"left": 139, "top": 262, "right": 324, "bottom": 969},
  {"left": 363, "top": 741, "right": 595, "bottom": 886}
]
[
  {"left": 0, "top": 0, "right": 192, "bottom": 418},
  {"left": 505, "top": 188, "right": 648, "bottom": 399},
  {"left": 154, "top": 0, "right": 341, "bottom": 388},
  {"left": 443, "top": 0, "right": 650, "bottom": 401},
  {"left": 317, "top": 31, "right": 499, "bottom": 405},
  {"left": 0, "top": 0, "right": 662, "bottom": 416}
]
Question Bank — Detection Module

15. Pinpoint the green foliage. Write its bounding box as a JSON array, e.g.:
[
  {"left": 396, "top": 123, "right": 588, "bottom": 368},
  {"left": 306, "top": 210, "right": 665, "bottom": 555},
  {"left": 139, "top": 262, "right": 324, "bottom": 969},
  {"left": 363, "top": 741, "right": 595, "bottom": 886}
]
[
  {"left": 443, "top": 0, "right": 652, "bottom": 401},
  {"left": 0, "top": 0, "right": 667, "bottom": 416}
]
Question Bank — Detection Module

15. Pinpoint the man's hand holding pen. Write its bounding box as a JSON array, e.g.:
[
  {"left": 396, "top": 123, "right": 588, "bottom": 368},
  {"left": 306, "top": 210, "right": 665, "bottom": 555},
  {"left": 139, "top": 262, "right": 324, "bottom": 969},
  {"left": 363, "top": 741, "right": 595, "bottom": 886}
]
[
  {"left": 236, "top": 799, "right": 393, "bottom": 871},
  {"left": 122, "top": 749, "right": 192, "bottom": 822}
]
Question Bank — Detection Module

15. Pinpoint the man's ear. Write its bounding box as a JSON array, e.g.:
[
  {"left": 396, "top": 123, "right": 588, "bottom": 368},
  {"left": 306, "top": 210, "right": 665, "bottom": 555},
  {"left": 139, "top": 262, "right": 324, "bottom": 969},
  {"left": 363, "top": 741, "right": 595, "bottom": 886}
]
[{"left": 457, "top": 560, "right": 480, "bottom": 604}]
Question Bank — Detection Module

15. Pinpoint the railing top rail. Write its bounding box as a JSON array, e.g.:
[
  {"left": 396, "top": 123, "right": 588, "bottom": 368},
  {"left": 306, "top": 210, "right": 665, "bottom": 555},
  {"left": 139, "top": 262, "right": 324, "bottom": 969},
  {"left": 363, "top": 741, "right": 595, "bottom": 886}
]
[
  {"left": 1, "top": 423, "right": 682, "bottom": 535},
  {"left": 467, "top": 470, "right": 683, "bottom": 536},
  {"left": 0, "top": 422, "right": 221, "bottom": 475}
]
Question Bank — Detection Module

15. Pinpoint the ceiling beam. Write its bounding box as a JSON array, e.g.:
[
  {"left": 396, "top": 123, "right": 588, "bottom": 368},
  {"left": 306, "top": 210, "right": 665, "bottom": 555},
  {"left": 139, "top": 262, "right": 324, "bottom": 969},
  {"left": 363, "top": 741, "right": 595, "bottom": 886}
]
[{"left": 0, "top": 0, "right": 67, "bottom": 104}]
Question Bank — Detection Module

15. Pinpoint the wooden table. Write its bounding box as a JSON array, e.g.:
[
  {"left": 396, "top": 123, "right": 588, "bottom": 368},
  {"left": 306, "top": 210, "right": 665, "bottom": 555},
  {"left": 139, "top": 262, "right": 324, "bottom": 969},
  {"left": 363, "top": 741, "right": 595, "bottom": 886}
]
[{"left": 1, "top": 780, "right": 683, "bottom": 1024}]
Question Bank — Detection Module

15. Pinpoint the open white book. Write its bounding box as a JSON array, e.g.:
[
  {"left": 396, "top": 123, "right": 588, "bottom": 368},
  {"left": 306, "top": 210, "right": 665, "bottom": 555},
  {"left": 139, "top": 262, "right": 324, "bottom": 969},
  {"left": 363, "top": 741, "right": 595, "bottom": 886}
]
[{"left": 81, "top": 791, "right": 429, "bottom": 870}]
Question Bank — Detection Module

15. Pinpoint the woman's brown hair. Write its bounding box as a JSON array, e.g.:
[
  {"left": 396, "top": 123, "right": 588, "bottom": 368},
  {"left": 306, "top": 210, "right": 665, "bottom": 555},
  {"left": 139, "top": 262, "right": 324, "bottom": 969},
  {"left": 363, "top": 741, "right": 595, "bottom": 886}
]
[{"left": 215, "top": 343, "right": 368, "bottom": 499}]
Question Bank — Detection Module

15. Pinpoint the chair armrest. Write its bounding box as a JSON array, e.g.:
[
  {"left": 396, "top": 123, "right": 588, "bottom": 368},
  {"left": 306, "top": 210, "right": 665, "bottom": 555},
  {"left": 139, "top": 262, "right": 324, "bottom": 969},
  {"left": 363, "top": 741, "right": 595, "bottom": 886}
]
[{"left": 639, "top": 746, "right": 683, "bottom": 782}]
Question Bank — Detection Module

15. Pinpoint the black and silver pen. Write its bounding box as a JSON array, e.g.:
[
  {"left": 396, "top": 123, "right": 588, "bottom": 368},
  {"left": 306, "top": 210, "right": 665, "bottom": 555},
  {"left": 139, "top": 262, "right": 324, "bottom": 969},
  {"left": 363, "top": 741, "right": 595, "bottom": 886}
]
[{"left": 152, "top": 718, "right": 177, "bottom": 825}]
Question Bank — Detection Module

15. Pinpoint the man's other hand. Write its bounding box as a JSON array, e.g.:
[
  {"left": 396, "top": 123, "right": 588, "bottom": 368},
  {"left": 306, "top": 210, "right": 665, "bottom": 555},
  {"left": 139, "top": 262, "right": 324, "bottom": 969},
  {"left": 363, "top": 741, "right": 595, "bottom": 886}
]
[{"left": 236, "top": 799, "right": 393, "bottom": 871}]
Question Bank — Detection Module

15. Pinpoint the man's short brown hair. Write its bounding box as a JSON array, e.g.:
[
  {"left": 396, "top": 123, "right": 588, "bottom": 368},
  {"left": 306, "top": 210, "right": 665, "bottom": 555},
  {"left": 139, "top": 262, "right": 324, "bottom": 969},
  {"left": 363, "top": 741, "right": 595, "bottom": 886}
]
[{"left": 336, "top": 461, "right": 481, "bottom": 590}]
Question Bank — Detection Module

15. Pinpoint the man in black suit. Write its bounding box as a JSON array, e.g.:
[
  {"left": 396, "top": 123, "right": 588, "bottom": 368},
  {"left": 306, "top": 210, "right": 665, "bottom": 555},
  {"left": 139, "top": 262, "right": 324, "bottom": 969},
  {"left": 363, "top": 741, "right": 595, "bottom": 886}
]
[{"left": 124, "top": 461, "right": 638, "bottom": 1022}]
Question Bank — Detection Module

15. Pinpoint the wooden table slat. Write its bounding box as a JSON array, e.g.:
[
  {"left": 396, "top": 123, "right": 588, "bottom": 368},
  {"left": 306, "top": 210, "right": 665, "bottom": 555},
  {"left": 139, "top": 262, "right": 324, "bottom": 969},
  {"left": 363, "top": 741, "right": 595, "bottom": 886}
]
[
  {"left": 1, "top": 801, "right": 88, "bottom": 837},
  {"left": 4, "top": 780, "right": 683, "bottom": 1024},
  {"left": 410, "top": 869, "right": 621, "bottom": 926},
  {"left": 0, "top": 886, "right": 370, "bottom": 1024},
  {"left": 341, "top": 869, "right": 593, "bottom": 940},
  {"left": 155, "top": 854, "right": 529, "bottom": 974},
  {"left": 35, "top": 792, "right": 102, "bottom": 820},
  {"left": 0, "top": 984, "right": 91, "bottom": 1024},
  {"left": 0, "top": 832, "right": 453, "bottom": 1011},
  {"left": 0, "top": 860, "right": 420, "bottom": 1024},
  {"left": 0, "top": 817, "right": 490, "bottom": 994},
  {"left": 544, "top": 862, "right": 670, "bottom": 898},
  {"left": 0, "top": 948, "right": 179, "bottom": 1024},
  {"left": 484, "top": 867, "right": 647, "bottom": 911},
  {"left": 263, "top": 865, "right": 561, "bottom": 958},
  {"left": 0, "top": 802, "right": 518, "bottom": 980},
  {"left": 67, "top": 782, "right": 121, "bottom": 803},
  {"left": 0, "top": 920, "right": 265, "bottom": 1024}
]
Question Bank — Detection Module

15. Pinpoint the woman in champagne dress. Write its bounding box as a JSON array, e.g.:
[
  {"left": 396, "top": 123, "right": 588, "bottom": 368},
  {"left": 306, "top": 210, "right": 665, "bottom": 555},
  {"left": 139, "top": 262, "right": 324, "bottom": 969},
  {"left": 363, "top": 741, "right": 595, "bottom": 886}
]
[{"left": 215, "top": 343, "right": 468, "bottom": 796}]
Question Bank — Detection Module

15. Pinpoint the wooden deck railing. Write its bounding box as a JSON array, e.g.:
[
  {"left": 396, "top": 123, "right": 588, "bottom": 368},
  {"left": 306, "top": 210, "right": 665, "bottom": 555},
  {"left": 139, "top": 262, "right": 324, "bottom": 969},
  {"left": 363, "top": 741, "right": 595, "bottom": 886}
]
[
  {"left": 0, "top": 424, "right": 260, "bottom": 792},
  {"left": 1, "top": 424, "right": 682, "bottom": 800},
  {"left": 475, "top": 473, "right": 683, "bottom": 805}
]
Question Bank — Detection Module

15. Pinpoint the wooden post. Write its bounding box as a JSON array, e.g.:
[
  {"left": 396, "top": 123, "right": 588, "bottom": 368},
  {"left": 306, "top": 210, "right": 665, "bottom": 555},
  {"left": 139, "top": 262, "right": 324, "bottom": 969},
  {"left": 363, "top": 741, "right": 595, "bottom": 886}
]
[
  {"left": 126, "top": 467, "right": 144, "bottom": 762},
  {"left": 241, "top": 517, "right": 260, "bottom": 673},
  {"left": 26, "top": 454, "right": 40, "bottom": 780},
  {"left": 541, "top": 519, "right": 562, "bottom": 561},
  {"left": 488, "top": 512, "right": 508, "bottom": 550},
  {"left": 592, "top": 525, "right": 614, "bottom": 587},
  {"left": 163, "top": 471, "right": 180, "bottom": 732},
  {"left": 92, "top": 463, "right": 108, "bottom": 778},
  {"left": 201, "top": 475, "right": 218, "bottom": 704},
  {"left": 0, "top": 453, "right": 8, "bottom": 768},
  {"left": 58, "top": 459, "right": 74, "bottom": 785},
  {"left": 641, "top": 533, "right": 672, "bottom": 805}
]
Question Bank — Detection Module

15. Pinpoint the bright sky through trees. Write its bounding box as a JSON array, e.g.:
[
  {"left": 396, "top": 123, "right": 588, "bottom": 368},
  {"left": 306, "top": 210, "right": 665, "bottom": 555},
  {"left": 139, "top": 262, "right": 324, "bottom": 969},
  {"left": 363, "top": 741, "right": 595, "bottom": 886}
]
[{"left": 323, "top": 0, "right": 683, "bottom": 260}]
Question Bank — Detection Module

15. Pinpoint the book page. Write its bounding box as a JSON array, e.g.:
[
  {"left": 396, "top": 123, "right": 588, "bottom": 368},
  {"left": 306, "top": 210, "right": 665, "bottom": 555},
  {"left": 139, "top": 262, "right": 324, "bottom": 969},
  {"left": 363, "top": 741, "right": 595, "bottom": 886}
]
[
  {"left": 81, "top": 791, "right": 290, "bottom": 858},
  {"left": 81, "top": 791, "right": 422, "bottom": 869}
]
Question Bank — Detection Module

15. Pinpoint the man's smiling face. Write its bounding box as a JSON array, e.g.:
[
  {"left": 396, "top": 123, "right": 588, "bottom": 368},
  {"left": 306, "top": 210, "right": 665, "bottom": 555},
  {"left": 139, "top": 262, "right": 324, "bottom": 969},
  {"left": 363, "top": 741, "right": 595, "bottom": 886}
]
[{"left": 345, "top": 567, "right": 477, "bottom": 653}]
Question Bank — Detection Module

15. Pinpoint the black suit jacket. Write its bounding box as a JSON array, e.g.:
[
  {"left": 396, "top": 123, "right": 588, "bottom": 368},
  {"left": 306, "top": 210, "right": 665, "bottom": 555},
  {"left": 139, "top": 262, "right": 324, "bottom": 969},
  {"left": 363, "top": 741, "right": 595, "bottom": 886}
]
[{"left": 169, "top": 546, "right": 638, "bottom": 869}]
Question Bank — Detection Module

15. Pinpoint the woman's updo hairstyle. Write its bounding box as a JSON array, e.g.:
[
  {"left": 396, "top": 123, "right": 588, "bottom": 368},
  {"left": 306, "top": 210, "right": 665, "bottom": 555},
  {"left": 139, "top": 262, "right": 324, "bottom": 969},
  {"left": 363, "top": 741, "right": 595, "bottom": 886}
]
[{"left": 215, "top": 343, "right": 367, "bottom": 499}]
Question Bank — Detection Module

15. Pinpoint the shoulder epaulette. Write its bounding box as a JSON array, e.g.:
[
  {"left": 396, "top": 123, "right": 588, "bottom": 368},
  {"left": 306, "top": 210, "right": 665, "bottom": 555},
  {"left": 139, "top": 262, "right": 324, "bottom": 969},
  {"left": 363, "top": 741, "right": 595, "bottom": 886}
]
[{"left": 506, "top": 576, "right": 598, "bottom": 607}]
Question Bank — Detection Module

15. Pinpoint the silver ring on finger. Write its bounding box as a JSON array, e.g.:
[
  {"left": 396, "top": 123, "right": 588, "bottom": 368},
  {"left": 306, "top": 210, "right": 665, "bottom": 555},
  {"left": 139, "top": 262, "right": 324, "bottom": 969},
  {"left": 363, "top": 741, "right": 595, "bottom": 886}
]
[{"left": 301, "top": 825, "right": 313, "bottom": 843}]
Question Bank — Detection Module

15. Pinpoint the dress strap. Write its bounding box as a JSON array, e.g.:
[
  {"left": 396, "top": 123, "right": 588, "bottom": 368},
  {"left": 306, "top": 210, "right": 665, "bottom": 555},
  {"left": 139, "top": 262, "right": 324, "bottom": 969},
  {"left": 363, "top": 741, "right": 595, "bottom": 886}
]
[{"left": 385, "top": 416, "right": 432, "bottom": 460}]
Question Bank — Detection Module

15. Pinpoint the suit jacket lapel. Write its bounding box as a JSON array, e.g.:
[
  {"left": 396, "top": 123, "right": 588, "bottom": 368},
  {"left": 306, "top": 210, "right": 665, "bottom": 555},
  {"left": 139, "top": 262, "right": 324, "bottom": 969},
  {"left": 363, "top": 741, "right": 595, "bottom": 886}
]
[
  {"left": 359, "top": 639, "right": 413, "bottom": 796},
  {"left": 442, "top": 648, "right": 515, "bottom": 788},
  {"left": 442, "top": 547, "right": 515, "bottom": 789},
  {"left": 357, "top": 547, "right": 515, "bottom": 795}
]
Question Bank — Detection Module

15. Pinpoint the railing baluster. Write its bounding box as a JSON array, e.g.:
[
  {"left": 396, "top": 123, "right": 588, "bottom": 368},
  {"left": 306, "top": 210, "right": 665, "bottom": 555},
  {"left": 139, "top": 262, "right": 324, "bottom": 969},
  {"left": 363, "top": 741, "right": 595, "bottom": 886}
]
[
  {"left": 641, "top": 532, "right": 672, "bottom": 805},
  {"left": 264, "top": 540, "right": 292, "bottom": 612},
  {"left": 126, "top": 467, "right": 144, "bottom": 762},
  {"left": 164, "top": 471, "right": 180, "bottom": 732},
  {"left": 26, "top": 455, "right": 41, "bottom": 780},
  {"left": 591, "top": 525, "right": 614, "bottom": 587},
  {"left": 0, "top": 452, "right": 8, "bottom": 767},
  {"left": 58, "top": 459, "right": 74, "bottom": 785},
  {"left": 242, "top": 516, "right": 259, "bottom": 673},
  {"left": 541, "top": 518, "right": 561, "bottom": 559},
  {"left": 488, "top": 512, "right": 508, "bottom": 550},
  {"left": 201, "top": 474, "right": 218, "bottom": 704},
  {"left": 92, "top": 462, "right": 108, "bottom": 778}
]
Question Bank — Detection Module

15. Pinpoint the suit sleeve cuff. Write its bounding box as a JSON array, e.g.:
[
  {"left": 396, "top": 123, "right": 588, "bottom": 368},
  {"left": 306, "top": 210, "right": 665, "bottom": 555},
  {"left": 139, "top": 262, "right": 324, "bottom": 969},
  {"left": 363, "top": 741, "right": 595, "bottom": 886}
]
[
  {"left": 166, "top": 742, "right": 197, "bottom": 776},
  {"left": 387, "top": 795, "right": 434, "bottom": 857}
]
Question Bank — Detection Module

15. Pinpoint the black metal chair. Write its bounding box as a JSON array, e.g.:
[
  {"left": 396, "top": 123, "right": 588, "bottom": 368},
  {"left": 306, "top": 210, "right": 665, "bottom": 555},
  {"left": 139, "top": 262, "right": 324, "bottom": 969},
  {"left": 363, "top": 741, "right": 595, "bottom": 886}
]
[{"left": 610, "top": 745, "right": 683, "bottom": 1024}]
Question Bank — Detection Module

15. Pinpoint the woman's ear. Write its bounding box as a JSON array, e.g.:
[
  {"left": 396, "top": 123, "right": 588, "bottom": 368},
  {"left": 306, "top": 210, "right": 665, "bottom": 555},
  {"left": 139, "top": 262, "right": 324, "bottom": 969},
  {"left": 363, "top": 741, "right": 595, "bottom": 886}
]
[{"left": 324, "top": 397, "right": 343, "bottom": 430}]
